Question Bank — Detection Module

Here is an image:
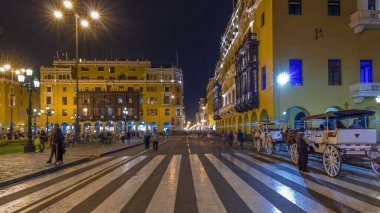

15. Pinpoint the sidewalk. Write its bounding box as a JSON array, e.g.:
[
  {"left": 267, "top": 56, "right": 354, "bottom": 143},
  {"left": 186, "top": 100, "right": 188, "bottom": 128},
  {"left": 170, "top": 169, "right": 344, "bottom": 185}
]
[{"left": 0, "top": 139, "right": 143, "bottom": 186}]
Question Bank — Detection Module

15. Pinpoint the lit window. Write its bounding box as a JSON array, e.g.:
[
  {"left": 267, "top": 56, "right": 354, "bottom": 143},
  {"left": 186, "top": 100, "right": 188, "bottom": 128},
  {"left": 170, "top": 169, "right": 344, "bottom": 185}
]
[
  {"left": 165, "top": 109, "right": 170, "bottom": 116},
  {"left": 83, "top": 108, "right": 88, "bottom": 116},
  {"left": 261, "top": 66, "right": 266, "bottom": 90},
  {"left": 109, "top": 67, "right": 115, "bottom": 73},
  {"left": 360, "top": 60, "right": 373, "bottom": 83},
  {"left": 289, "top": 59, "right": 303, "bottom": 86}
]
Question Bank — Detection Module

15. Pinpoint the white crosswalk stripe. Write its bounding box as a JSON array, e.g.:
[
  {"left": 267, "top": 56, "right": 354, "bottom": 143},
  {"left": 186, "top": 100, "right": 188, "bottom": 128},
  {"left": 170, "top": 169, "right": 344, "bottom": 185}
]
[
  {"left": 0, "top": 157, "right": 112, "bottom": 200},
  {"left": 93, "top": 155, "right": 165, "bottom": 213},
  {"left": 0, "top": 156, "right": 130, "bottom": 213},
  {"left": 205, "top": 154, "right": 281, "bottom": 213},
  {"left": 190, "top": 154, "right": 227, "bottom": 213},
  {"left": 246, "top": 152, "right": 380, "bottom": 200},
  {"left": 145, "top": 155, "right": 182, "bottom": 213},
  {"left": 221, "top": 153, "right": 334, "bottom": 213},
  {"left": 40, "top": 155, "right": 147, "bottom": 212},
  {"left": 1, "top": 152, "right": 380, "bottom": 213},
  {"left": 235, "top": 153, "right": 380, "bottom": 212}
]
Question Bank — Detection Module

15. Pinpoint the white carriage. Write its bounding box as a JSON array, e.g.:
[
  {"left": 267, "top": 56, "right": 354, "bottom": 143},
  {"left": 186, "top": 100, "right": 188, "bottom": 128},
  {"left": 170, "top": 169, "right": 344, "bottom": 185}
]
[
  {"left": 254, "top": 120, "right": 287, "bottom": 155},
  {"left": 289, "top": 109, "right": 380, "bottom": 177}
]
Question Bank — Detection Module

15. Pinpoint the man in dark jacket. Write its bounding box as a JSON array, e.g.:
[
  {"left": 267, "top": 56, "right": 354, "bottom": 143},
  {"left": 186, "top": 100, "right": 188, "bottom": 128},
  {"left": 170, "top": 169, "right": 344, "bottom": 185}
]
[
  {"left": 144, "top": 132, "right": 151, "bottom": 149},
  {"left": 53, "top": 124, "right": 65, "bottom": 164},
  {"left": 237, "top": 130, "right": 244, "bottom": 149},
  {"left": 296, "top": 127, "right": 309, "bottom": 172}
]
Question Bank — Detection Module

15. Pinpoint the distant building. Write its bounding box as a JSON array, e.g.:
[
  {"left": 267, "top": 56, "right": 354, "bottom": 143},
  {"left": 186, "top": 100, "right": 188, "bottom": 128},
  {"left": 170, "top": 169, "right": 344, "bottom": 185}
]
[{"left": 39, "top": 58, "right": 185, "bottom": 134}]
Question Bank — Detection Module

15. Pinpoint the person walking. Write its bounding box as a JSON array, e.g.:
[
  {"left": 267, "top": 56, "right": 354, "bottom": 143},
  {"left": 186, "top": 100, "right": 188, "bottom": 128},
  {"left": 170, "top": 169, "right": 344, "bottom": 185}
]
[
  {"left": 144, "top": 132, "right": 151, "bottom": 149},
  {"left": 228, "top": 130, "right": 234, "bottom": 147},
  {"left": 237, "top": 129, "right": 244, "bottom": 149},
  {"left": 126, "top": 131, "right": 131, "bottom": 143},
  {"left": 296, "top": 127, "right": 310, "bottom": 173},
  {"left": 34, "top": 132, "right": 43, "bottom": 152},
  {"left": 120, "top": 130, "right": 126, "bottom": 143},
  {"left": 152, "top": 130, "right": 159, "bottom": 151},
  {"left": 53, "top": 124, "right": 65, "bottom": 164}
]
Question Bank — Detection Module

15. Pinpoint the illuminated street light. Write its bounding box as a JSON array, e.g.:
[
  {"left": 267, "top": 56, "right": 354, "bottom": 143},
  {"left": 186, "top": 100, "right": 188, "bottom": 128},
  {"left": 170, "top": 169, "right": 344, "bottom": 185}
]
[
  {"left": 63, "top": 0, "right": 73, "bottom": 9},
  {"left": 376, "top": 94, "right": 380, "bottom": 104},
  {"left": 81, "top": 19, "right": 89, "bottom": 28},
  {"left": 277, "top": 72, "right": 290, "bottom": 86},
  {"left": 54, "top": 10, "right": 63, "bottom": 19},
  {"left": 4, "top": 64, "right": 11, "bottom": 70},
  {"left": 90, "top": 11, "right": 100, "bottom": 20}
]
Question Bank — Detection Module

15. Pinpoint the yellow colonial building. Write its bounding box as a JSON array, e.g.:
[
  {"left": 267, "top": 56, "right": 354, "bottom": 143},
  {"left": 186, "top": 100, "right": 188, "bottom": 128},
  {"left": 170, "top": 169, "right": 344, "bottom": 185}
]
[
  {"left": 210, "top": 0, "right": 380, "bottom": 138},
  {"left": 39, "top": 58, "right": 184, "bottom": 134},
  {"left": 0, "top": 71, "right": 40, "bottom": 134}
]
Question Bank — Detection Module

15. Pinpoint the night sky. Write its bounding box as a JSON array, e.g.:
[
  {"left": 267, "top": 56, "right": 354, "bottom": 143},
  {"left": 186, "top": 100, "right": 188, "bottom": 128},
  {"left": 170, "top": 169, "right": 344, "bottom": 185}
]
[{"left": 0, "top": 0, "right": 232, "bottom": 120}]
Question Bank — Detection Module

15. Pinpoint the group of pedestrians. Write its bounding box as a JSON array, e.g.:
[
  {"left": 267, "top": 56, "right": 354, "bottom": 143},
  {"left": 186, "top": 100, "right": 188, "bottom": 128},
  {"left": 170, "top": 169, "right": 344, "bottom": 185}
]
[
  {"left": 221, "top": 130, "right": 244, "bottom": 148},
  {"left": 33, "top": 124, "right": 66, "bottom": 165},
  {"left": 144, "top": 131, "right": 160, "bottom": 151}
]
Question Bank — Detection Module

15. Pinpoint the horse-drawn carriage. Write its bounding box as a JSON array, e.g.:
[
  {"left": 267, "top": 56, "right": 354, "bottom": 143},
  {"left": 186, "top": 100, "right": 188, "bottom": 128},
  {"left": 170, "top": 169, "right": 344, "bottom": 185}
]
[
  {"left": 289, "top": 109, "right": 380, "bottom": 177},
  {"left": 253, "top": 120, "right": 288, "bottom": 155}
]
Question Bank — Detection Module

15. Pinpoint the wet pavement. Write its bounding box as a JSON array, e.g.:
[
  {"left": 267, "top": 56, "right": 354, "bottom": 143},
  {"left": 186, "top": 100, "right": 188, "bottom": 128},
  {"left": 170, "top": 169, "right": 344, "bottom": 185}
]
[
  {"left": 0, "top": 139, "right": 143, "bottom": 183},
  {"left": 0, "top": 136, "right": 379, "bottom": 213}
]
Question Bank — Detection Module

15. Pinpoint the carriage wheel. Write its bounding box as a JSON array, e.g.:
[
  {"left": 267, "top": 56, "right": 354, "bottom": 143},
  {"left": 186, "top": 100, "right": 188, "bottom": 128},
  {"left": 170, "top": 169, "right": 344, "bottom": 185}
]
[
  {"left": 290, "top": 144, "right": 298, "bottom": 164},
  {"left": 369, "top": 151, "right": 380, "bottom": 177},
  {"left": 274, "top": 142, "right": 281, "bottom": 152},
  {"left": 256, "top": 139, "right": 261, "bottom": 152},
  {"left": 370, "top": 161, "right": 380, "bottom": 177},
  {"left": 266, "top": 138, "right": 273, "bottom": 155},
  {"left": 323, "top": 145, "right": 342, "bottom": 177}
]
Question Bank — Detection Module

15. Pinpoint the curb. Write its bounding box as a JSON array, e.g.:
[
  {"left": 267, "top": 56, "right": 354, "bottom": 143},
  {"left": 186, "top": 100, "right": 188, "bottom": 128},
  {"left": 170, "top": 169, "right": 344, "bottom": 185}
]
[{"left": 0, "top": 142, "right": 144, "bottom": 189}]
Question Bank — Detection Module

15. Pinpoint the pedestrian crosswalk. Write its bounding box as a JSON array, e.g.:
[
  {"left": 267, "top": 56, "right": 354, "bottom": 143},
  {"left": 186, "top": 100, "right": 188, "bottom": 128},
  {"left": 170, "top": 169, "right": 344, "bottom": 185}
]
[{"left": 0, "top": 152, "right": 379, "bottom": 213}]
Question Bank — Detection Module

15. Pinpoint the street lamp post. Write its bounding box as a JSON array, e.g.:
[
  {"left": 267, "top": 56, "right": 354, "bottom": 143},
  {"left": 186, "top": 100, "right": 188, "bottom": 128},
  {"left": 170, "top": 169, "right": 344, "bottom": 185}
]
[
  {"left": 32, "top": 108, "right": 41, "bottom": 133},
  {"left": 53, "top": 0, "right": 101, "bottom": 144},
  {"left": 41, "top": 106, "right": 54, "bottom": 134},
  {"left": 123, "top": 107, "right": 129, "bottom": 132},
  {"left": 17, "top": 69, "right": 40, "bottom": 153}
]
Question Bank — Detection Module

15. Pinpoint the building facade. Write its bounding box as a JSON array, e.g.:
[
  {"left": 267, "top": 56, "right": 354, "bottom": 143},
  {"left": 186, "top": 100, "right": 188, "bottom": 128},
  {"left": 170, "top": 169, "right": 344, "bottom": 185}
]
[
  {"left": 0, "top": 71, "right": 40, "bottom": 134},
  {"left": 210, "top": 0, "right": 380, "bottom": 139},
  {"left": 39, "top": 58, "right": 185, "bottom": 134}
]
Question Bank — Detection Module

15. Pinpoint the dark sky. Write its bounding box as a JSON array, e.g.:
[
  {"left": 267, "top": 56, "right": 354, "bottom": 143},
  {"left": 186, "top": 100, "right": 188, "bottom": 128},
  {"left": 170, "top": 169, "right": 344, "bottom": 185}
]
[{"left": 0, "top": 0, "right": 232, "bottom": 119}]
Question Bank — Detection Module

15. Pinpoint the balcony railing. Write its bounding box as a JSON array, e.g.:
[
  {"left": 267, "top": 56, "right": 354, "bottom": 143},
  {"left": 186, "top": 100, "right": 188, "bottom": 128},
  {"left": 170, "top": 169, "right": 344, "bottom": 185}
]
[
  {"left": 350, "top": 82, "right": 380, "bottom": 103},
  {"left": 350, "top": 10, "right": 380, "bottom": 34},
  {"left": 218, "top": 103, "right": 236, "bottom": 117}
]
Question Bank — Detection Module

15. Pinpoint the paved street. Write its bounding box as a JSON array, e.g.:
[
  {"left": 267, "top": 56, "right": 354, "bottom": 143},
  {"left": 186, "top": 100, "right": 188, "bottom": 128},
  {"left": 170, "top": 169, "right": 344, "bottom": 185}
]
[
  {"left": 0, "top": 137, "right": 379, "bottom": 213},
  {"left": 0, "top": 139, "right": 142, "bottom": 183}
]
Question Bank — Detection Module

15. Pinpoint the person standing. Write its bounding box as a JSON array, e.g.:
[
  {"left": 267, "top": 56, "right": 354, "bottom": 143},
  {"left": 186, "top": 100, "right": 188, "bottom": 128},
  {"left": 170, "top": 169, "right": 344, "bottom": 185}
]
[
  {"left": 47, "top": 131, "right": 56, "bottom": 163},
  {"left": 152, "top": 130, "right": 159, "bottom": 151},
  {"left": 39, "top": 130, "right": 48, "bottom": 152},
  {"left": 237, "top": 129, "right": 244, "bottom": 149},
  {"left": 144, "top": 132, "right": 151, "bottom": 149},
  {"left": 296, "top": 127, "right": 309, "bottom": 173},
  {"left": 228, "top": 130, "right": 234, "bottom": 147},
  {"left": 53, "top": 124, "right": 65, "bottom": 164},
  {"left": 120, "top": 130, "right": 126, "bottom": 143},
  {"left": 127, "top": 131, "right": 131, "bottom": 143}
]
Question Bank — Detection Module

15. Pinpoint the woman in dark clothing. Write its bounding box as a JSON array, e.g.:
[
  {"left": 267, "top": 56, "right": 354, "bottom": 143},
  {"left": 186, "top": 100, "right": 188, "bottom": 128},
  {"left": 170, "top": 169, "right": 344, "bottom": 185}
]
[
  {"left": 53, "top": 124, "right": 65, "bottom": 164},
  {"left": 296, "top": 127, "right": 309, "bottom": 173}
]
